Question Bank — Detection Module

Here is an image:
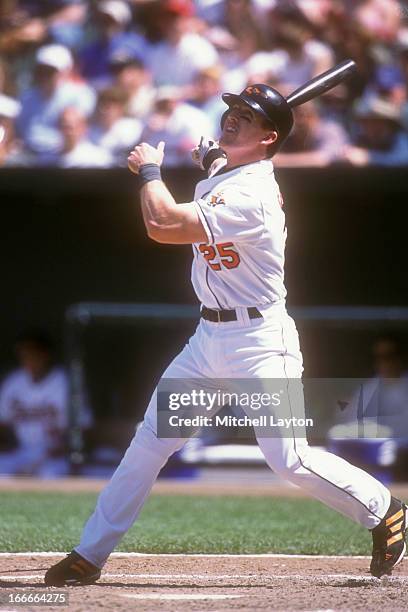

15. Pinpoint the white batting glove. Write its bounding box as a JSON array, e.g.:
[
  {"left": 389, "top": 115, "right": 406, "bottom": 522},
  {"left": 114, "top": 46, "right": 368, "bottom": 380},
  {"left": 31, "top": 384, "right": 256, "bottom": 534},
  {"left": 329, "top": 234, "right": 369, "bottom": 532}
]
[{"left": 191, "top": 136, "right": 227, "bottom": 175}]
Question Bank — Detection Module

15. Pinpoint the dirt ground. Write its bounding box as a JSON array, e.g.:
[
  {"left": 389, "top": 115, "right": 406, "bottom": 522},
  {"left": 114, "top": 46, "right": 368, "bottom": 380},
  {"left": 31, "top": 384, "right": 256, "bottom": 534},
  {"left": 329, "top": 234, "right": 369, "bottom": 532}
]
[
  {"left": 1, "top": 475, "right": 408, "bottom": 499},
  {"left": 0, "top": 553, "right": 407, "bottom": 612},
  {"left": 1, "top": 477, "right": 408, "bottom": 611}
]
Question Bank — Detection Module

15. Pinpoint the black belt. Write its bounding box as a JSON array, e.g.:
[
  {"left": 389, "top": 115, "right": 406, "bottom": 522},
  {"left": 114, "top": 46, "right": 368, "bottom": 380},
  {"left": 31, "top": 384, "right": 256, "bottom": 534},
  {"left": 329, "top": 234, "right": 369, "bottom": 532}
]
[{"left": 201, "top": 306, "right": 263, "bottom": 323}]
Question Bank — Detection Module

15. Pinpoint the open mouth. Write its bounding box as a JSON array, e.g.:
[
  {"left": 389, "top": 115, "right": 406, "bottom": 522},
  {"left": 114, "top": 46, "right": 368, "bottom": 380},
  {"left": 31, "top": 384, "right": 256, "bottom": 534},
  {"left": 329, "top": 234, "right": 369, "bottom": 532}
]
[{"left": 225, "top": 115, "right": 239, "bottom": 133}]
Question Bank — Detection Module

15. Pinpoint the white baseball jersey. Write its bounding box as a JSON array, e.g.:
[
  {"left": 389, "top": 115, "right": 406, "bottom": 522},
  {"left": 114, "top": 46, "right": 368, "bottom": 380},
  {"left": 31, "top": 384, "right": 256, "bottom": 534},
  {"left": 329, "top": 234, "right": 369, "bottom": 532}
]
[
  {"left": 191, "top": 159, "right": 287, "bottom": 309},
  {"left": 0, "top": 367, "right": 91, "bottom": 453}
]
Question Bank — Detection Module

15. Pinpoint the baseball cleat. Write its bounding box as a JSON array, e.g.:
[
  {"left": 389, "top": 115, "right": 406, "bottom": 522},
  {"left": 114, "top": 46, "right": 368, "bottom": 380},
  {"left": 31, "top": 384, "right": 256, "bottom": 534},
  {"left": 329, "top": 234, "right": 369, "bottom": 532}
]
[
  {"left": 370, "top": 497, "right": 407, "bottom": 578},
  {"left": 44, "top": 551, "right": 101, "bottom": 586}
]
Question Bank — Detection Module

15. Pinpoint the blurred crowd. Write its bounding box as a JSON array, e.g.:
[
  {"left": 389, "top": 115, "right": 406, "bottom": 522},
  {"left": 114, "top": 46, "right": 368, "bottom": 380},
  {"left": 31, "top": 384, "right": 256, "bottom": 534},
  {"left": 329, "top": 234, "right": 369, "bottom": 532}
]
[{"left": 1, "top": 0, "right": 408, "bottom": 167}]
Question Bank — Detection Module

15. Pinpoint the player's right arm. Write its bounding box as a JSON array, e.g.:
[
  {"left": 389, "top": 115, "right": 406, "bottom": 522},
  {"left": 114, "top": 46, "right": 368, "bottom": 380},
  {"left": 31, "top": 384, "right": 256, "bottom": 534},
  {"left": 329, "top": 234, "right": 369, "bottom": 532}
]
[{"left": 128, "top": 141, "right": 208, "bottom": 245}]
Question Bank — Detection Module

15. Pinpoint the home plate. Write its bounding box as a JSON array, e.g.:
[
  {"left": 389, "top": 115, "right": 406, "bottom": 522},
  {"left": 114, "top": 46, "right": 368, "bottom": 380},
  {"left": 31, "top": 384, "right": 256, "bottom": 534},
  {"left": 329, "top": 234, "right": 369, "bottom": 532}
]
[{"left": 121, "top": 593, "right": 241, "bottom": 601}]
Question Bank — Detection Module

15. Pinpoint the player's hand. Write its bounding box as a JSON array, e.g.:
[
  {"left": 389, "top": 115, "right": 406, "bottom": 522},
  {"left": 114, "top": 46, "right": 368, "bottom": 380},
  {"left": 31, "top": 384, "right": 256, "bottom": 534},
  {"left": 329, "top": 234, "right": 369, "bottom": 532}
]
[
  {"left": 128, "top": 141, "right": 165, "bottom": 174},
  {"left": 191, "top": 136, "right": 227, "bottom": 172}
]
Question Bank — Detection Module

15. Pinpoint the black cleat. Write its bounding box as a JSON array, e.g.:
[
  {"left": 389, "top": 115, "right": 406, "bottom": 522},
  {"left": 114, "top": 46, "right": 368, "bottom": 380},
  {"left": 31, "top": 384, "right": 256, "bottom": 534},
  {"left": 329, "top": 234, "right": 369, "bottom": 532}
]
[
  {"left": 44, "top": 551, "right": 101, "bottom": 586},
  {"left": 370, "top": 497, "right": 407, "bottom": 578}
]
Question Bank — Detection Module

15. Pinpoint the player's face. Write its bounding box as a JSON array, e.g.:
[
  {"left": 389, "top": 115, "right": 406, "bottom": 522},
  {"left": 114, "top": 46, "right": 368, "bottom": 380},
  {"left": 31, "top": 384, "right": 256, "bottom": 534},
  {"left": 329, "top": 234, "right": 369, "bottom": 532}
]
[
  {"left": 16, "top": 343, "right": 51, "bottom": 381},
  {"left": 219, "top": 103, "right": 277, "bottom": 153}
]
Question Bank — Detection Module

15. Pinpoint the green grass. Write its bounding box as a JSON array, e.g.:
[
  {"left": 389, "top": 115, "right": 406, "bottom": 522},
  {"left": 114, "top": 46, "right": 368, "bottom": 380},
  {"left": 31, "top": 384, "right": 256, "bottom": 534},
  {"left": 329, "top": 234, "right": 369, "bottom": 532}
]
[{"left": 0, "top": 492, "right": 372, "bottom": 555}]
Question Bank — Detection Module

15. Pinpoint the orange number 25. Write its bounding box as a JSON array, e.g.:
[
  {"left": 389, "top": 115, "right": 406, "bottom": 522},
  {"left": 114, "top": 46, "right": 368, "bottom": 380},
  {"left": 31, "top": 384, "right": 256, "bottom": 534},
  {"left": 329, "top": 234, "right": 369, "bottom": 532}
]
[{"left": 199, "top": 242, "right": 241, "bottom": 271}]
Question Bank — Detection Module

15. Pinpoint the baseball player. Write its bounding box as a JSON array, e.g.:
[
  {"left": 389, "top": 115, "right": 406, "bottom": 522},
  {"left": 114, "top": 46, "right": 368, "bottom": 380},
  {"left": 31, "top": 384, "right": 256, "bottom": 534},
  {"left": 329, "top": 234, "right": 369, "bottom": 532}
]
[
  {"left": 0, "top": 330, "right": 91, "bottom": 477},
  {"left": 45, "top": 84, "right": 406, "bottom": 586}
]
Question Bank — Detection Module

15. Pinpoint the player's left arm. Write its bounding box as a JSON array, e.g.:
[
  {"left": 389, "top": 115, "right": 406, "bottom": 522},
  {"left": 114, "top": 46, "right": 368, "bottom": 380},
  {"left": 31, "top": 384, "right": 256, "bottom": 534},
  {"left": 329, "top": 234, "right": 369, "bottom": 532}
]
[{"left": 128, "top": 141, "right": 208, "bottom": 245}]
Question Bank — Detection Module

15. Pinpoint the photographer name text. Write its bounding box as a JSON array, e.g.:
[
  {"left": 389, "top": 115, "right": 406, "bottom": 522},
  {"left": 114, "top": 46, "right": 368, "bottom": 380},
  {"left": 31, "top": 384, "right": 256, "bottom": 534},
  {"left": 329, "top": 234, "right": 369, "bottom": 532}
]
[{"left": 167, "top": 415, "right": 314, "bottom": 428}]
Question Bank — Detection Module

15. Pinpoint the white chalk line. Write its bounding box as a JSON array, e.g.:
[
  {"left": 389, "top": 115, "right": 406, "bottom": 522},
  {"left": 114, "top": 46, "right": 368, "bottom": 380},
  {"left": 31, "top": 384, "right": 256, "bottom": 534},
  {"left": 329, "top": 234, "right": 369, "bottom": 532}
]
[
  {"left": 120, "top": 594, "right": 242, "bottom": 601},
  {"left": 0, "top": 552, "right": 372, "bottom": 559},
  {"left": 0, "top": 572, "right": 406, "bottom": 583}
]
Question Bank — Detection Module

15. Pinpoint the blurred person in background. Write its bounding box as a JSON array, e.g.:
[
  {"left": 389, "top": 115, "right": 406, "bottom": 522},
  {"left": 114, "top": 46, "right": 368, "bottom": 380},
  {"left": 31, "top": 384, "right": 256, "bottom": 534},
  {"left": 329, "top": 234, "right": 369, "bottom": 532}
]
[
  {"left": 353, "top": 0, "right": 402, "bottom": 45},
  {"left": 0, "top": 93, "right": 32, "bottom": 166},
  {"left": 340, "top": 0, "right": 404, "bottom": 104},
  {"left": 338, "top": 334, "right": 408, "bottom": 428},
  {"left": 344, "top": 96, "right": 408, "bottom": 166},
  {"left": 43, "top": 0, "right": 88, "bottom": 51},
  {"left": 318, "top": 84, "right": 353, "bottom": 127},
  {"left": 42, "top": 106, "right": 112, "bottom": 167},
  {"left": 0, "top": 0, "right": 87, "bottom": 94},
  {"left": 364, "top": 333, "right": 408, "bottom": 453},
  {"left": 188, "top": 65, "right": 225, "bottom": 136},
  {"left": 328, "top": 333, "right": 408, "bottom": 481},
  {"left": 0, "top": 1, "right": 87, "bottom": 53},
  {"left": 274, "top": 99, "right": 349, "bottom": 167},
  {"left": 0, "top": 57, "right": 15, "bottom": 96},
  {"left": 263, "top": 2, "right": 334, "bottom": 88},
  {"left": 79, "top": 0, "right": 147, "bottom": 88},
  {"left": 226, "top": 0, "right": 336, "bottom": 104},
  {"left": 146, "top": 0, "right": 218, "bottom": 87},
  {"left": 397, "top": 31, "right": 408, "bottom": 130},
  {"left": 365, "top": 63, "right": 406, "bottom": 106},
  {"left": 17, "top": 44, "right": 95, "bottom": 157},
  {"left": 0, "top": 0, "right": 47, "bottom": 57},
  {"left": 140, "top": 86, "right": 212, "bottom": 166},
  {"left": 109, "top": 51, "right": 155, "bottom": 120},
  {"left": 211, "top": 0, "right": 268, "bottom": 93},
  {"left": 244, "top": 51, "right": 286, "bottom": 87},
  {"left": 89, "top": 86, "right": 142, "bottom": 165},
  {"left": 0, "top": 330, "right": 92, "bottom": 477}
]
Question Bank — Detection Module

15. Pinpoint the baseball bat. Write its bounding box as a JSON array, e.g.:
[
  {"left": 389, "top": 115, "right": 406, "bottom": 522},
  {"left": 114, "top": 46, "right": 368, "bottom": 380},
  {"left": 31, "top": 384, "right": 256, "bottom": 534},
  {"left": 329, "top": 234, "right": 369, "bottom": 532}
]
[{"left": 286, "top": 59, "right": 356, "bottom": 108}]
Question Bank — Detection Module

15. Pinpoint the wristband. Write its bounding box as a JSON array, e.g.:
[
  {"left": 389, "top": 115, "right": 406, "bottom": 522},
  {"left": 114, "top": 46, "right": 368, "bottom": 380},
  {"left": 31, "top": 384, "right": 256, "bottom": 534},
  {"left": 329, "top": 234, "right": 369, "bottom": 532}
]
[
  {"left": 138, "top": 163, "right": 162, "bottom": 189},
  {"left": 203, "top": 147, "right": 227, "bottom": 172}
]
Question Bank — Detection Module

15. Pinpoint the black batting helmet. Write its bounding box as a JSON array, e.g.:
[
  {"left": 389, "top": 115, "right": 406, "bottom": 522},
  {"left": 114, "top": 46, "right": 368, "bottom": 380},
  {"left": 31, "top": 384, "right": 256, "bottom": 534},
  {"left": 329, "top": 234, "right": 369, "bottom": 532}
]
[{"left": 221, "top": 84, "right": 293, "bottom": 149}]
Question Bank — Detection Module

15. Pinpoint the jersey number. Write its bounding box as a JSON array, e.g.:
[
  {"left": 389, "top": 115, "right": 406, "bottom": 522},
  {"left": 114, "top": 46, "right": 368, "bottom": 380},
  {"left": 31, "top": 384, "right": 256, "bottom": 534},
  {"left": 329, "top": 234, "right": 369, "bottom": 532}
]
[{"left": 199, "top": 242, "right": 241, "bottom": 271}]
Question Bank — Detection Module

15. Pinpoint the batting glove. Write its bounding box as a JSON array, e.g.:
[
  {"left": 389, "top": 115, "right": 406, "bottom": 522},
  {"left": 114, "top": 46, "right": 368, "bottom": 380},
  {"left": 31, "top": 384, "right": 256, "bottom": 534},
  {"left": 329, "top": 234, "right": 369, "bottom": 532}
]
[{"left": 191, "top": 136, "right": 227, "bottom": 174}]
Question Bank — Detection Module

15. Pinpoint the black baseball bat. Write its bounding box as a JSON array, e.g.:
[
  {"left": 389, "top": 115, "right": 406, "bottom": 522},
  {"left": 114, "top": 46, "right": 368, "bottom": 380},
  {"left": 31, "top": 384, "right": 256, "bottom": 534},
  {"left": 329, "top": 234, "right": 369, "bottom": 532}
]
[{"left": 286, "top": 59, "right": 356, "bottom": 108}]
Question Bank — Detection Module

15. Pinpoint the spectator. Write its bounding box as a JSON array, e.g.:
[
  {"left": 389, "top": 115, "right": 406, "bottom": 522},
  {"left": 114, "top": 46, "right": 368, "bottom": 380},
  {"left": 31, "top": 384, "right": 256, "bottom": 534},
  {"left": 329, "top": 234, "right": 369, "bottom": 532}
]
[
  {"left": 0, "top": 57, "right": 15, "bottom": 96},
  {"left": 17, "top": 44, "right": 95, "bottom": 155},
  {"left": 0, "top": 1, "right": 87, "bottom": 54},
  {"left": 140, "top": 86, "right": 212, "bottom": 166},
  {"left": 0, "top": 1, "right": 47, "bottom": 56},
  {"left": 0, "top": 329, "right": 92, "bottom": 477},
  {"left": 328, "top": 333, "right": 408, "bottom": 481},
  {"left": 367, "top": 64, "right": 406, "bottom": 106},
  {"left": 45, "top": 1, "right": 88, "bottom": 51},
  {"left": 211, "top": 1, "right": 268, "bottom": 93},
  {"left": 146, "top": 0, "right": 218, "bottom": 87},
  {"left": 317, "top": 84, "right": 352, "bottom": 128},
  {"left": 109, "top": 52, "right": 155, "bottom": 120},
  {"left": 398, "top": 31, "right": 408, "bottom": 130},
  {"left": 188, "top": 65, "right": 225, "bottom": 136},
  {"left": 344, "top": 96, "right": 408, "bottom": 166},
  {"left": 335, "top": 334, "right": 408, "bottom": 438},
  {"left": 223, "top": 0, "right": 267, "bottom": 60},
  {"left": 0, "top": 93, "right": 32, "bottom": 166},
  {"left": 263, "top": 2, "right": 334, "bottom": 87},
  {"left": 43, "top": 106, "right": 112, "bottom": 167},
  {"left": 274, "top": 100, "right": 349, "bottom": 167},
  {"left": 2, "top": 0, "right": 408, "bottom": 169},
  {"left": 353, "top": 0, "right": 402, "bottom": 44},
  {"left": 89, "top": 87, "right": 142, "bottom": 165},
  {"left": 79, "top": 0, "right": 147, "bottom": 88}
]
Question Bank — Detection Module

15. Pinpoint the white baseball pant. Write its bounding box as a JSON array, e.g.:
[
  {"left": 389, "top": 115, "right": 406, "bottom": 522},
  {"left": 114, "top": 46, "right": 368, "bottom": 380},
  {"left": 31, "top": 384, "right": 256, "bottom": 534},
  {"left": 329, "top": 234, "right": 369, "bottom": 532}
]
[{"left": 76, "top": 303, "right": 390, "bottom": 568}]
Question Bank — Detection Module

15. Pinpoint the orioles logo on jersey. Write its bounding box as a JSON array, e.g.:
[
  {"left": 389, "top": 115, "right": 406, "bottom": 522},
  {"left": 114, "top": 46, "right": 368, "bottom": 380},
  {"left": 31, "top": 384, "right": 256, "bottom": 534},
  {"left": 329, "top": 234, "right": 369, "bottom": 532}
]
[{"left": 209, "top": 193, "right": 226, "bottom": 207}]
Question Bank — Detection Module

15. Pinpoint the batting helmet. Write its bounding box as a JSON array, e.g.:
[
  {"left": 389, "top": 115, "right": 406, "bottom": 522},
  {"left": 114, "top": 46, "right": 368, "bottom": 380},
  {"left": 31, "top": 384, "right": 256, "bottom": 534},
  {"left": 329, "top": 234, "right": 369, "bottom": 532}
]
[{"left": 221, "top": 84, "right": 293, "bottom": 148}]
